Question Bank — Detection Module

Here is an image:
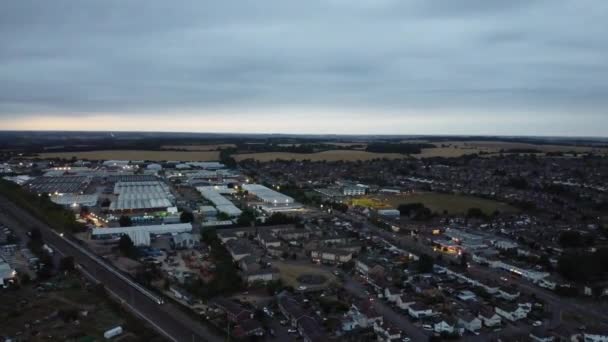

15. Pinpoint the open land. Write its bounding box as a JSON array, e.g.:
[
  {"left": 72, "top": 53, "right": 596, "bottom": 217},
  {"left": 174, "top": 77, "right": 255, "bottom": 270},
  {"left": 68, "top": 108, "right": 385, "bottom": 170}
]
[
  {"left": 412, "top": 141, "right": 608, "bottom": 158},
  {"left": 352, "top": 192, "right": 519, "bottom": 215},
  {"left": 0, "top": 274, "right": 142, "bottom": 341},
  {"left": 36, "top": 150, "right": 220, "bottom": 161},
  {"left": 160, "top": 144, "right": 236, "bottom": 151},
  {"left": 233, "top": 150, "right": 408, "bottom": 162},
  {"left": 272, "top": 261, "right": 338, "bottom": 288}
]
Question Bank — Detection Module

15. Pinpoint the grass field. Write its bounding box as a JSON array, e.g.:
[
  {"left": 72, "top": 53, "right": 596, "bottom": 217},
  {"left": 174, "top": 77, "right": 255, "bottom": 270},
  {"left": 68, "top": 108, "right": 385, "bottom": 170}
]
[
  {"left": 233, "top": 150, "right": 408, "bottom": 162},
  {"left": 354, "top": 192, "right": 518, "bottom": 215},
  {"left": 412, "top": 141, "right": 608, "bottom": 158},
  {"left": 161, "top": 144, "right": 236, "bottom": 151},
  {"left": 273, "top": 261, "right": 338, "bottom": 288},
  {"left": 37, "top": 150, "right": 220, "bottom": 161}
]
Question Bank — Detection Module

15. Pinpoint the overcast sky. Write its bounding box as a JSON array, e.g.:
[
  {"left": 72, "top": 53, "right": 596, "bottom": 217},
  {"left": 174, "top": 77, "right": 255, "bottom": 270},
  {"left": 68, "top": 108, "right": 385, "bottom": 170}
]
[{"left": 1, "top": 0, "right": 607, "bottom": 136}]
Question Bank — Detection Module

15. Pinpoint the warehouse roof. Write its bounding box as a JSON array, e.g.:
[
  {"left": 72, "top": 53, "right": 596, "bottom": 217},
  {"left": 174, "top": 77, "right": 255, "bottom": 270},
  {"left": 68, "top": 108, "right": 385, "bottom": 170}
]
[{"left": 241, "top": 184, "right": 294, "bottom": 204}]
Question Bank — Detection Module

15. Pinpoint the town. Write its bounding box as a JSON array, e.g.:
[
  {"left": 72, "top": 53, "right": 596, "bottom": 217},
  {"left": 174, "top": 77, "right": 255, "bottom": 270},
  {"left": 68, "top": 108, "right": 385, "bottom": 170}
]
[{"left": 1, "top": 136, "right": 607, "bottom": 341}]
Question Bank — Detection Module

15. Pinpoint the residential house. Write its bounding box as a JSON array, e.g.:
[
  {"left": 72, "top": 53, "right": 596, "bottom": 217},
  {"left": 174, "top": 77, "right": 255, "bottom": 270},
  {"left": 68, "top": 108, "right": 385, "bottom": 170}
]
[
  {"left": 477, "top": 306, "right": 502, "bottom": 327},
  {"left": 225, "top": 239, "right": 253, "bottom": 261},
  {"left": 457, "top": 312, "right": 482, "bottom": 333},
  {"left": 495, "top": 302, "right": 528, "bottom": 321},
  {"left": 373, "top": 322, "right": 402, "bottom": 342},
  {"left": 242, "top": 268, "right": 279, "bottom": 284},
  {"left": 529, "top": 327, "right": 555, "bottom": 342},
  {"left": 356, "top": 257, "right": 386, "bottom": 278},
  {"left": 407, "top": 303, "right": 433, "bottom": 319},
  {"left": 384, "top": 286, "right": 401, "bottom": 303},
  {"left": 396, "top": 294, "right": 415, "bottom": 311},
  {"left": 498, "top": 286, "right": 520, "bottom": 301},
  {"left": 258, "top": 232, "right": 281, "bottom": 249},
  {"left": 213, "top": 298, "right": 252, "bottom": 323},
  {"left": 310, "top": 248, "right": 352, "bottom": 265},
  {"left": 433, "top": 316, "right": 456, "bottom": 334},
  {"left": 582, "top": 329, "right": 608, "bottom": 342}
]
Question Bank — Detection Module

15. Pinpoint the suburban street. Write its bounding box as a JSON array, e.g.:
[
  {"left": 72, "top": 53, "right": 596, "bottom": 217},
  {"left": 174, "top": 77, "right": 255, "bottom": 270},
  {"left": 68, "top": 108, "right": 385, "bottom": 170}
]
[{"left": 0, "top": 196, "right": 223, "bottom": 342}]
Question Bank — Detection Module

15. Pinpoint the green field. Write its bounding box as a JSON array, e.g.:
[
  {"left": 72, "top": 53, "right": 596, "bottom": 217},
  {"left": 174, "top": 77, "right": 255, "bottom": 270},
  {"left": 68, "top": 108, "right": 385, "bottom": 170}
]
[{"left": 352, "top": 192, "right": 518, "bottom": 215}]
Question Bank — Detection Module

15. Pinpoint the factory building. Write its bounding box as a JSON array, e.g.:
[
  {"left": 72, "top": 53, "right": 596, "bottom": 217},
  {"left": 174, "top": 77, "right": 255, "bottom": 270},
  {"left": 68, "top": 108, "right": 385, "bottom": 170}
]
[
  {"left": 91, "top": 223, "right": 192, "bottom": 246},
  {"left": 51, "top": 194, "right": 99, "bottom": 208},
  {"left": 242, "top": 184, "right": 302, "bottom": 213},
  {"left": 242, "top": 184, "right": 294, "bottom": 204},
  {"left": 109, "top": 181, "right": 174, "bottom": 211},
  {"left": 196, "top": 186, "right": 242, "bottom": 217}
]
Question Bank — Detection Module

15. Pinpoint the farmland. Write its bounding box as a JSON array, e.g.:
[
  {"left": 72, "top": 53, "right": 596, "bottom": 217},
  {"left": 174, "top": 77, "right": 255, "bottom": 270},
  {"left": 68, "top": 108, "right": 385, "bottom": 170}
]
[
  {"left": 411, "top": 140, "right": 608, "bottom": 158},
  {"left": 233, "top": 150, "right": 408, "bottom": 162},
  {"left": 160, "top": 144, "right": 236, "bottom": 151},
  {"left": 37, "top": 150, "right": 220, "bottom": 161},
  {"left": 353, "top": 192, "right": 518, "bottom": 215}
]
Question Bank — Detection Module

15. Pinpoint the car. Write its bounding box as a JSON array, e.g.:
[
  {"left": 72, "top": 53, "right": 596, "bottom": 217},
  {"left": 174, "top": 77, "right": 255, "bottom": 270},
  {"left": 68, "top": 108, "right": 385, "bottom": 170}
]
[
  {"left": 422, "top": 324, "right": 433, "bottom": 331},
  {"left": 402, "top": 337, "right": 411, "bottom": 342},
  {"left": 287, "top": 328, "right": 298, "bottom": 334},
  {"left": 533, "top": 321, "right": 543, "bottom": 327},
  {"left": 297, "top": 285, "right": 308, "bottom": 291}
]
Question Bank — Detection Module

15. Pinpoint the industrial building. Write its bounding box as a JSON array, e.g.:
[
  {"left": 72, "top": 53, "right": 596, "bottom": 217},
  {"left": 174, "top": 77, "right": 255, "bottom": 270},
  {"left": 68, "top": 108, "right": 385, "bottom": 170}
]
[
  {"left": 26, "top": 175, "right": 91, "bottom": 195},
  {"left": 242, "top": 184, "right": 302, "bottom": 212},
  {"left": 91, "top": 223, "right": 192, "bottom": 246},
  {"left": 242, "top": 184, "right": 294, "bottom": 204},
  {"left": 109, "top": 181, "right": 174, "bottom": 211},
  {"left": 196, "top": 186, "right": 242, "bottom": 217},
  {"left": 51, "top": 194, "right": 99, "bottom": 207}
]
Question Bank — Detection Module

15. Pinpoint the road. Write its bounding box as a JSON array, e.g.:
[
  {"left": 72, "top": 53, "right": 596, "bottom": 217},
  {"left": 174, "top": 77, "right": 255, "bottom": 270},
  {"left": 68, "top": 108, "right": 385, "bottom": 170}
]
[{"left": 0, "top": 196, "right": 223, "bottom": 342}]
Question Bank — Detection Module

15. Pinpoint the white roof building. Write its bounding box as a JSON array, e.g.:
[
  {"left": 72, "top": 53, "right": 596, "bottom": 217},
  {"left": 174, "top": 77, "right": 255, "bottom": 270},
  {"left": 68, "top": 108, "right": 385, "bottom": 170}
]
[
  {"left": 110, "top": 181, "right": 174, "bottom": 211},
  {"left": 196, "top": 186, "right": 242, "bottom": 217},
  {"left": 91, "top": 223, "right": 193, "bottom": 246},
  {"left": 51, "top": 194, "right": 99, "bottom": 207},
  {"left": 242, "top": 184, "right": 294, "bottom": 204}
]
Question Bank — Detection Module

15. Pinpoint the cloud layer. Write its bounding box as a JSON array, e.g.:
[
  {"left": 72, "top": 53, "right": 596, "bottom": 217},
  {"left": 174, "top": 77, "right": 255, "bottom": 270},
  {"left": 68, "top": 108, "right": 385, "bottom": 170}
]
[{"left": 1, "top": 0, "right": 607, "bottom": 135}]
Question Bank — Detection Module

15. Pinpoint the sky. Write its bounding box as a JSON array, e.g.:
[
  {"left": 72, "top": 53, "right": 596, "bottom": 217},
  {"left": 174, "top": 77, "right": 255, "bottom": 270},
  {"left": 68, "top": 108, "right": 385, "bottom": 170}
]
[{"left": 1, "top": 0, "right": 607, "bottom": 136}]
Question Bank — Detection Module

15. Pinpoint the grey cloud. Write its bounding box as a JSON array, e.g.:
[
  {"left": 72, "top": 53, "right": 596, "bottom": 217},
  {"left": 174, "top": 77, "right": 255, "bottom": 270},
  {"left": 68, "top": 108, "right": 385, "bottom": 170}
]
[{"left": 0, "top": 0, "right": 607, "bottom": 134}]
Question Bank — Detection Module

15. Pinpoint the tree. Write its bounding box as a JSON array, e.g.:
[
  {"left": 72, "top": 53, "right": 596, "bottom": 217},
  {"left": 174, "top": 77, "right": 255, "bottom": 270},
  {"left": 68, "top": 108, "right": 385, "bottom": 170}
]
[
  {"left": 119, "top": 215, "right": 132, "bottom": 227},
  {"left": 180, "top": 211, "right": 194, "bottom": 223},
  {"left": 466, "top": 208, "right": 487, "bottom": 220},
  {"left": 216, "top": 212, "right": 230, "bottom": 221},
  {"left": 459, "top": 252, "right": 469, "bottom": 269},
  {"left": 59, "top": 256, "right": 75, "bottom": 272},
  {"left": 118, "top": 235, "right": 138, "bottom": 259},
  {"left": 416, "top": 254, "right": 434, "bottom": 273}
]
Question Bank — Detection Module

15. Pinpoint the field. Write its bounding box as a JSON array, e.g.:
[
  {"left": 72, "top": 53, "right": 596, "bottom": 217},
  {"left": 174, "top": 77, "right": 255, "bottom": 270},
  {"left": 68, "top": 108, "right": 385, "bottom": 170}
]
[
  {"left": 354, "top": 192, "right": 518, "bottom": 215},
  {"left": 233, "top": 150, "right": 408, "bottom": 162},
  {"left": 37, "top": 150, "right": 220, "bottom": 161},
  {"left": 160, "top": 144, "right": 236, "bottom": 151},
  {"left": 411, "top": 140, "right": 608, "bottom": 158},
  {"left": 272, "top": 261, "right": 338, "bottom": 288}
]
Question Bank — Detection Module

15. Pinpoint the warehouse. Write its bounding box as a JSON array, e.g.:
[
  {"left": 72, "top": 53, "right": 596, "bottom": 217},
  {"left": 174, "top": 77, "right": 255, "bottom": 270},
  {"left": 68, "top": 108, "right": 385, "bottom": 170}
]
[
  {"left": 91, "top": 223, "right": 192, "bottom": 246},
  {"left": 196, "top": 186, "right": 242, "bottom": 217},
  {"left": 109, "top": 181, "right": 174, "bottom": 211},
  {"left": 241, "top": 184, "right": 294, "bottom": 204},
  {"left": 26, "top": 175, "right": 92, "bottom": 195},
  {"left": 51, "top": 194, "right": 99, "bottom": 207}
]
